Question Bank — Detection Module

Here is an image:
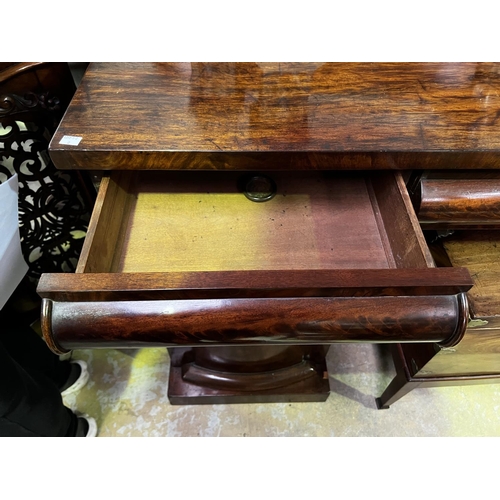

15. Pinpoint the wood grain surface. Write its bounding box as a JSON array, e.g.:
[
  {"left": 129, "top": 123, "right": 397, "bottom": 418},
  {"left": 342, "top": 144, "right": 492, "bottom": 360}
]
[
  {"left": 443, "top": 231, "right": 500, "bottom": 317},
  {"left": 71, "top": 170, "right": 440, "bottom": 275},
  {"left": 44, "top": 294, "right": 466, "bottom": 350},
  {"left": 77, "top": 170, "right": 434, "bottom": 274},
  {"left": 392, "top": 231, "right": 500, "bottom": 382},
  {"left": 412, "top": 319, "right": 500, "bottom": 377},
  {"left": 370, "top": 171, "right": 435, "bottom": 268},
  {"left": 417, "top": 178, "right": 500, "bottom": 228},
  {"left": 75, "top": 173, "right": 134, "bottom": 273},
  {"left": 115, "top": 171, "right": 390, "bottom": 273},
  {"left": 48, "top": 62, "right": 500, "bottom": 171},
  {"left": 37, "top": 268, "right": 472, "bottom": 302}
]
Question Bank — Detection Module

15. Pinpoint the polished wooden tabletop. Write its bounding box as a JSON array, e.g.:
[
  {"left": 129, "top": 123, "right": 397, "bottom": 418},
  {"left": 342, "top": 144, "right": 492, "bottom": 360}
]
[{"left": 49, "top": 62, "right": 500, "bottom": 170}]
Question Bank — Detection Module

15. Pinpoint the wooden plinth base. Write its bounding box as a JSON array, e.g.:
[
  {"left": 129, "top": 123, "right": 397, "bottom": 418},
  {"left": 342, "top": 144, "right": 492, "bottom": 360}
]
[{"left": 167, "top": 346, "right": 330, "bottom": 405}]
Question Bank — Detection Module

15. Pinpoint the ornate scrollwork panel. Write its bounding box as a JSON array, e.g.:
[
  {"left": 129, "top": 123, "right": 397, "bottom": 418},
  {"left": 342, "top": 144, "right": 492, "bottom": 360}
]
[{"left": 0, "top": 92, "right": 92, "bottom": 280}]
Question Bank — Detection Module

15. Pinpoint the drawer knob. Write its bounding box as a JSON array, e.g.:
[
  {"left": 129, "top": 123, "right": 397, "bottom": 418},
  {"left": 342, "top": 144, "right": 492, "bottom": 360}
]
[{"left": 243, "top": 175, "right": 277, "bottom": 202}]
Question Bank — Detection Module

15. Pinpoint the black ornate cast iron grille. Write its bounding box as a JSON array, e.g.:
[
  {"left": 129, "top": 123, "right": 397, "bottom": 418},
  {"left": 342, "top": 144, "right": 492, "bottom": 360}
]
[{"left": 0, "top": 92, "right": 91, "bottom": 279}]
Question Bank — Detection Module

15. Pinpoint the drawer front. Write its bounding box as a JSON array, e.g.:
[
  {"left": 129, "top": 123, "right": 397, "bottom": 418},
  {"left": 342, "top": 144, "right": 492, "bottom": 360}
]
[
  {"left": 408, "top": 317, "right": 500, "bottom": 378},
  {"left": 413, "top": 171, "right": 500, "bottom": 230},
  {"left": 400, "top": 231, "right": 500, "bottom": 379},
  {"left": 40, "top": 292, "right": 469, "bottom": 354},
  {"left": 38, "top": 170, "right": 473, "bottom": 353}
]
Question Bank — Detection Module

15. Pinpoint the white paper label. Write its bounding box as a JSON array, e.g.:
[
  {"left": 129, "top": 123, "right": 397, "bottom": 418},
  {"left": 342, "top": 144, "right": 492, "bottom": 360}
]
[{"left": 59, "top": 135, "right": 83, "bottom": 146}]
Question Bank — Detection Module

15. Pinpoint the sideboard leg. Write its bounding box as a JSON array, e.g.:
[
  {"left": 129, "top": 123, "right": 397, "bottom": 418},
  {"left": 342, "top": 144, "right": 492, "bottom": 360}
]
[
  {"left": 376, "top": 344, "right": 424, "bottom": 409},
  {"left": 376, "top": 372, "right": 421, "bottom": 409}
]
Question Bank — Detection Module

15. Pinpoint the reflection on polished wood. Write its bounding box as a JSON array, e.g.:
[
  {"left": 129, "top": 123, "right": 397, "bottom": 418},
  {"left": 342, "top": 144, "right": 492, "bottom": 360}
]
[
  {"left": 414, "top": 171, "right": 500, "bottom": 229},
  {"left": 419, "top": 180, "right": 500, "bottom": 226},
  {"left": 41, "top": 293, "right": 469, "bottom": 352},
  {"left": 168, "top": 346, "right": 330, "bottom": 404},
  {"left": 49, "top": 62, "right": 500, "bottom": 171}
]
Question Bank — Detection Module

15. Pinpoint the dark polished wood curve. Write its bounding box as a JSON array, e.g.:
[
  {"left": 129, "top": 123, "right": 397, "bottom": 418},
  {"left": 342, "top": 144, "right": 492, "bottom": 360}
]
[
  {"left": 168, "top": 345, "right": 330, "bottom": 404},
  {"left": 417, "top": 177, "right": 500, "bottom": 229},
  {"left": 0, "top": 62, "right": 46, "bottom": 84},
  {"left": 49, "top": 63, "right": 500, "bottom": 171},
  {"left": 42, "top": 293, "right": 469, "bottom": 354}
]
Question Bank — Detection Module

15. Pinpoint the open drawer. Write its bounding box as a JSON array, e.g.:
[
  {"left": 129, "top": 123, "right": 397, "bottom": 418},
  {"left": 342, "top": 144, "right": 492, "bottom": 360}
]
[{"left": 37, "top": 170, "right": 472, "bottom": 354}]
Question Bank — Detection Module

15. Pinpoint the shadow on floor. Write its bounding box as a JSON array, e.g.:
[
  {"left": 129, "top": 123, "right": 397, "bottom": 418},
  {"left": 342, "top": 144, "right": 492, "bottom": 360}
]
[{"left": 325, "top": 344, "right": 396, "bottom": 407}]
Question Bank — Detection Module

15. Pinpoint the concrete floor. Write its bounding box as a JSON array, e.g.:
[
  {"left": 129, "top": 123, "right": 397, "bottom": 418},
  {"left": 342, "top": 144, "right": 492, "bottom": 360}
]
[{"left": 62, "top": 344, "right": 500, "bottom": 437}]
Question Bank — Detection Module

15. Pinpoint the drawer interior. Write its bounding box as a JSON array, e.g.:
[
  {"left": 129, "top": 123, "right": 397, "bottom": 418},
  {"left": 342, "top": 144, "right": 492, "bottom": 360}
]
[{"left": 77, "top": 170, "right": 433, "bottom": 274}]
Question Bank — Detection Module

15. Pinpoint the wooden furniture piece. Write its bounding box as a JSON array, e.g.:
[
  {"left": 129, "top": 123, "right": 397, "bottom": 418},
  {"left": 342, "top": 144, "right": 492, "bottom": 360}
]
[
  {"left": 377, "top": 231, "right": 500, "bottom": 408},
  {"left": 37, "top": 63, "right": 500, "bottom": 405}
]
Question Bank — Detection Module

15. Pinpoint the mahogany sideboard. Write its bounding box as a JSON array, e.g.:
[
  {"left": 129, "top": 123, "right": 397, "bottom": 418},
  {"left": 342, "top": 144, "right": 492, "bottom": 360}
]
[{"left": 37, "top": 63, "right": 500, "bottom": 405}]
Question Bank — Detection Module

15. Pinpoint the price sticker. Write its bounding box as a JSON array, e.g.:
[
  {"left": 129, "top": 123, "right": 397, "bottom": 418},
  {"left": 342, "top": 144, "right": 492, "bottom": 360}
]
[{"left": 59, "top": 135, "right": 83, "bottom": 146}]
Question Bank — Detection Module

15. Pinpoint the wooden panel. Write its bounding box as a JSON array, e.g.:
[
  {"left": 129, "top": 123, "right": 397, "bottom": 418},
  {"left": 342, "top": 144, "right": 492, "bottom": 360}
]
[
  {"left": 400, "top": 232, "right": 500, "bottom": 379},
  {"left": 112, "top": 171, "right": 392, "bottom": 273},
  {"left": 444, "top": 317, "right": 500, "bottom": 355},
  {"left": 44, "top": 294, "right": 466, "bottom": 350},
  {"left": 370, "top": 172, "right": 434, "bottom": 268},
  {"left": 73, "top": 170, "right": 445, "bottom": 274},
  {"left": 37, "top": 268, "right": 473, "bottom": 302},
  {"left": 47, "top": 150, "right": 500, "bottom": 172},
  {"left": 443, "top": 232, "right": 500, "bottom": 318},
  {"left": 423, "top": 170, "right": 500, "bottom": 180},
  {"left": 413, "top": 319, "right": 500, "bottom": 377},
  {"left": 76, "top": 172, "right": 134, "bottom": 273},
  {"left": 49, "top": 62, "right": 500, "bottom": 171}
]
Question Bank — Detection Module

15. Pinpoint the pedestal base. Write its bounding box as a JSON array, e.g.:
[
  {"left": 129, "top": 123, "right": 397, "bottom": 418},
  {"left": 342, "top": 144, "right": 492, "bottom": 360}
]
[{"left": 168, "top": 346, "right": 330, "bottom": 405}]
